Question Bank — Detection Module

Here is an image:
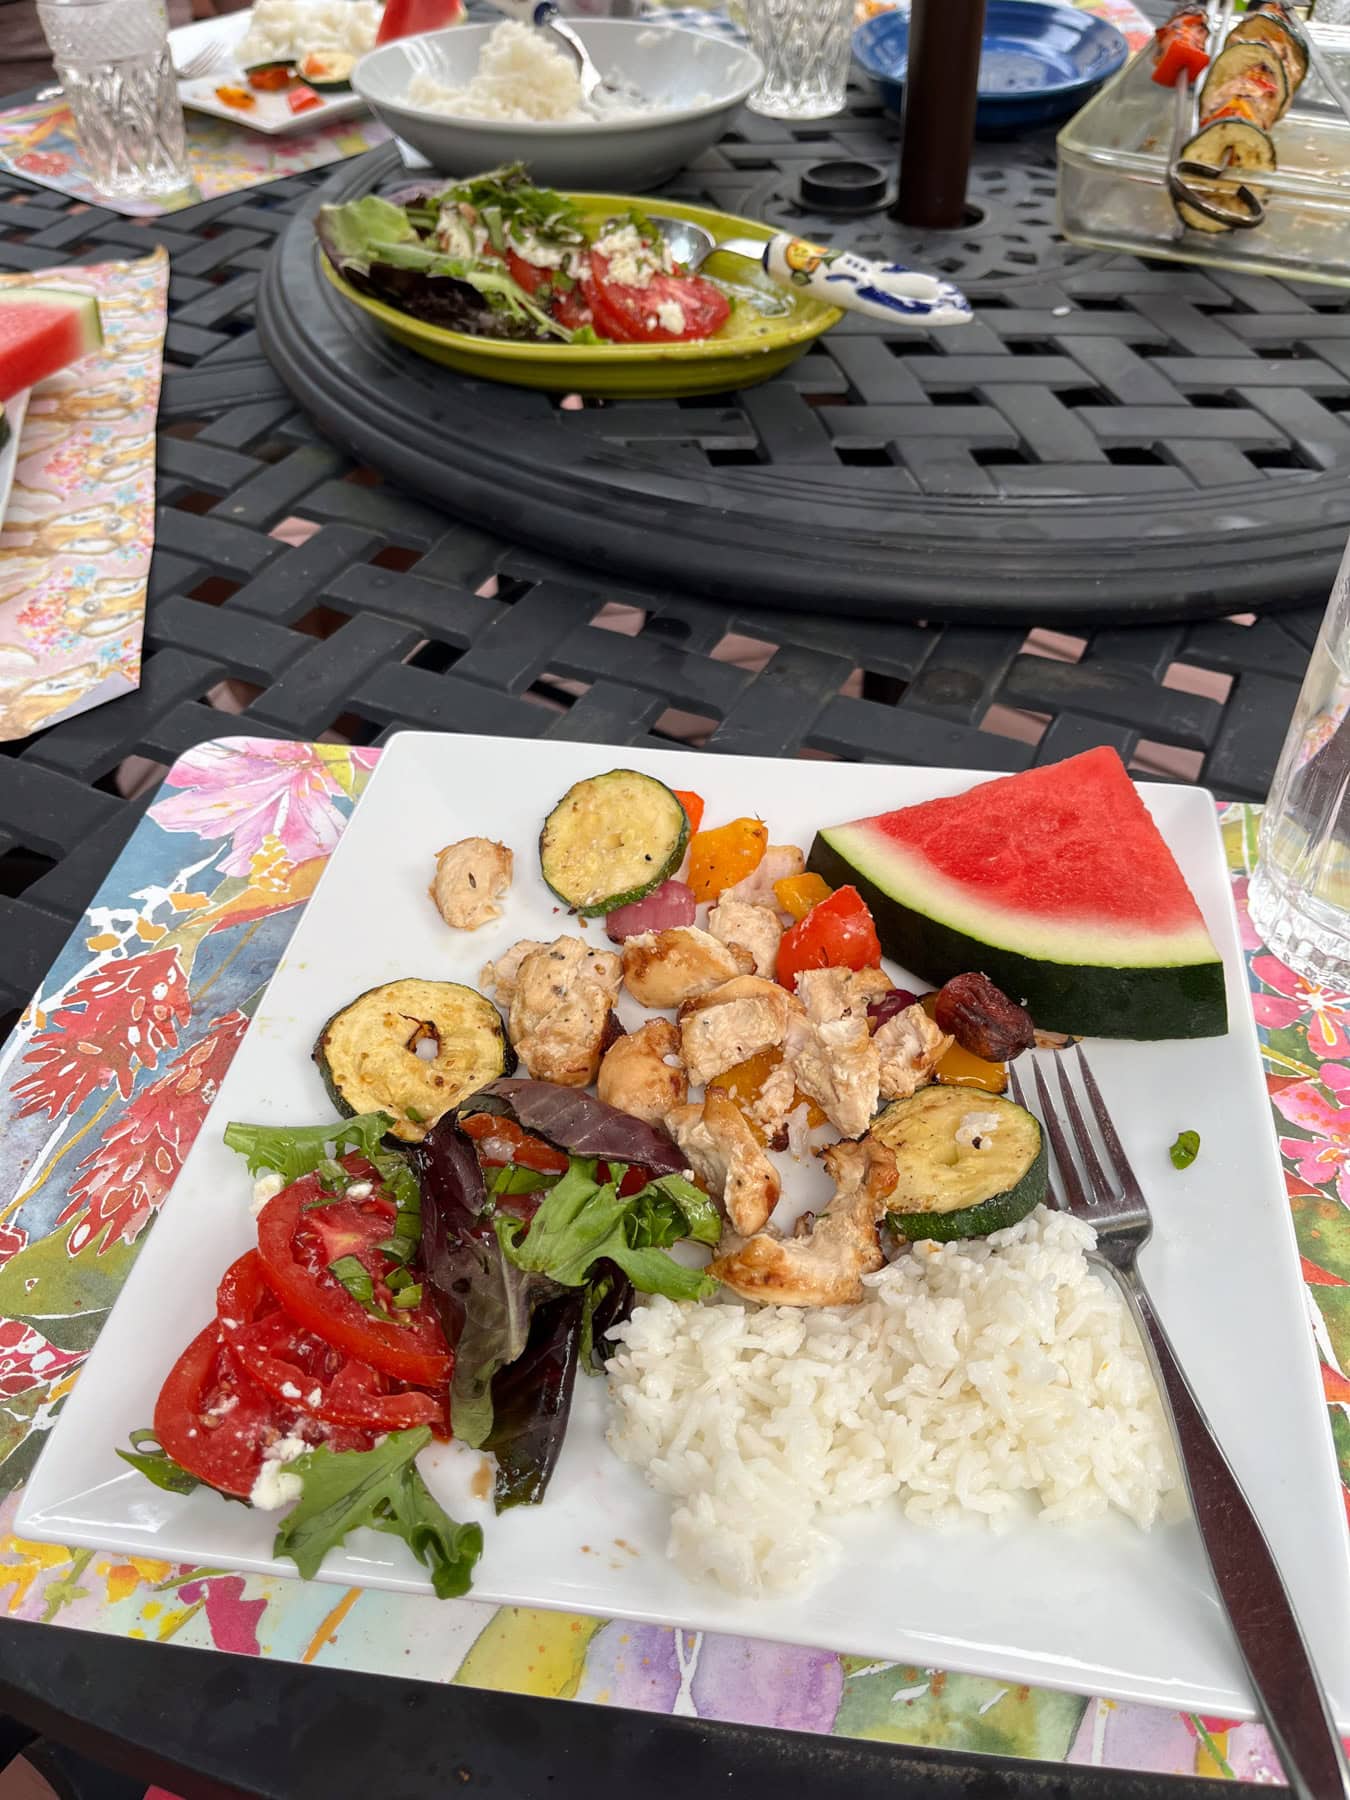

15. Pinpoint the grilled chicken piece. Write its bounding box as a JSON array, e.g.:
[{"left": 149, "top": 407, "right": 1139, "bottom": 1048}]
[
  {"left": 707, "top": 898, "right": 782, "bottom": 979},
  {"left": 430, "top": 837, "right": 513, "bottom": 931},
  {"left": 666, "top": 1092, "right": 780, "bottom": 1236},
  {"left": 748, "top": 1059, "right": 797, "bottom": 1141},
  {"left": 678, "top": 976, "right": 803, "bottom": 1087},
  {"left": 505, "top": 936, "right": 622, "bottom": 1088},
  {"left": 597, "top": 1019, "right": 687, "bottom": 1125},
  {"left": 621, "top": 926, "right": 752, "bottom": 1010},
  {"left": 785, "top": 1012, "right": 879, "bottom": 1140},
  {"left": 718, "top": 844, "right": 806, "bottom": 910},
  {"left": 874, "top": 1003, "right": 952, "bottom": 1102},
  {"left": 781, "top": 966, "right": 900, "bottom": 1139},
  {"left": 708, "top": 1139, "right": 898, "bottom": 1307},
  {"left": 796, "top": 966, "right": 893, "bottom": 1023},
  {"left": 480, "top": 938, "right": 548, "bottom": 1007}
]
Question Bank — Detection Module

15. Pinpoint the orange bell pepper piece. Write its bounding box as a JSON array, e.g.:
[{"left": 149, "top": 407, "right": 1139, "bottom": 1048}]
[
  {"left": 773, "top": 871, "right": 832, "bottom": 921},
  {"left": 687, "top": 817, "right": 767, "bottom": 903},
  {"left": 215, "top": 84, "right": 256, "bottom": 109},
  {"left": 672, "top": 788, "right": 705, "bottom": 835}
]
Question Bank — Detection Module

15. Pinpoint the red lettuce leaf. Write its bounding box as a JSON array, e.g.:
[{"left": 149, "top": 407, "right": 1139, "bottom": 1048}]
[
  {"left": 483, "top": 1291, "right": 583, "bottom": 1511},
  {"left": 481, "top": 1079, "right": 687, "bottom": 1176},
  {"left": 414, "top": 1119, "right": 562, "bottom": 1451}
]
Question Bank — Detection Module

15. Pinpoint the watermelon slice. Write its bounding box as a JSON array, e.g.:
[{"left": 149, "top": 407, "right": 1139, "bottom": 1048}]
[
  {"left": 0, "top": 287, "right": 103, "bottom": 405},
  {"left": 808, "top": 748, "right": 1228, "bottom": 1040}
]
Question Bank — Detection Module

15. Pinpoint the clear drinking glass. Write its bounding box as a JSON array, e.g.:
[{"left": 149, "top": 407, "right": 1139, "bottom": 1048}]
[
  {"left": 743, "top": 0, "right": 854, "bottom": 119},
  {"left": 1249, "top": 539, "right": 1350, "bottom": 983},
  {"left": 37, "top": 0, "right": 191, "bottom": 201}
]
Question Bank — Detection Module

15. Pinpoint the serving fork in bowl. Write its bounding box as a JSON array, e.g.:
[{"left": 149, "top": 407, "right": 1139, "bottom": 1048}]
[{"left": 1008, "top": 1046, "right": 1350, "bottom": 1800}]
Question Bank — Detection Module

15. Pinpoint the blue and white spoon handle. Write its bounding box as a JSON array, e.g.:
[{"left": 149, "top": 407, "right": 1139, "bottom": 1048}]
[{"left": 760, "top": 234, "right": 971, "bottom": 327}]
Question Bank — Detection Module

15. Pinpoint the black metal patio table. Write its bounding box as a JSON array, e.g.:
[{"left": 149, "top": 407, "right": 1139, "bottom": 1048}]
[{"left": 0, "top": 40, "right": 1335, "bottom": 1793}]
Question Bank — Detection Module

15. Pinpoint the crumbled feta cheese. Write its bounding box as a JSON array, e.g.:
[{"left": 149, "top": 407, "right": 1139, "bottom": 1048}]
[
  {"left": 593, "top": 222, "right": 672, "bottom": 287},
  {"left": 279, "top": 1381, "right": 302, "bottom": 1401},
  {"left": 307, "top": 1388, "right": 322, "bottom": 1407},
  {"left": 955, "top": 1110, "right": 1003, "bottom": 1150},
  {"left": 248, "top": 1433, "right": 309, "bottom": 1511},
  {"left": 251, "top": 1172, "right": 285, "bottom": 1217},
  {"left": 205, "top": 1393, "right": 238, "bottom": 1421},
  {"left": 655, "top": 300, "right": 686, "bottom": 335},
  {"left": 345, "top": 1181, "right": 373, "bottom": 1200}
]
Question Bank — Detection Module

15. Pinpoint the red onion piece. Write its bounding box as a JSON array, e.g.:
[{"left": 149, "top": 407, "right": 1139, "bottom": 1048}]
[
  {"left": 867, "top": 989, "right": 923, "bottom": 1031},
  {"left": 605, "top": 879, "right": 696, "bottom": 943}
]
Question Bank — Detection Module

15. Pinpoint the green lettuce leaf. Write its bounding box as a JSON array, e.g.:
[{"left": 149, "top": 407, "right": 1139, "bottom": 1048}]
[
  {"left": 315, "top": 195, "right": 418, "bottom": 276},
  {"left": 116, "top": 1427, "right": 199, "bottom": 1496},
  {"left": 273, "top": 1428, "right": 482, "bottom": 1599},
  {"left": 222, "top": 1112, "right": 421, "bottom": 1251},
  {"left": 497, "top": 1160, "right": 716, "bottom": 1302}
]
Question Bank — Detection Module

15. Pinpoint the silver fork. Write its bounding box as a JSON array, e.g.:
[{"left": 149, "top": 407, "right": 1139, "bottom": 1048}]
[
  {"left": 1008, "top": 1045, "right": 1350, "bottom": 1800},
  {"left": 173, "top": 34, "right": 235, "bottom": 82}
]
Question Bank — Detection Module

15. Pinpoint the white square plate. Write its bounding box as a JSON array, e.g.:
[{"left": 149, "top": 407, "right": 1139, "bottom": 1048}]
[
  {"left": 172, "top": 13, "right": 367, "bottom": 137},
  {"left": 17, "top": 733, "right": 1350, "bottom": 1725}
]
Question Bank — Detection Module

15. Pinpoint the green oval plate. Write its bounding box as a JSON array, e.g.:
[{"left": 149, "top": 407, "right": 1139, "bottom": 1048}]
[{"left": 319, "top": 191, "right": 843, "bottom": 398}]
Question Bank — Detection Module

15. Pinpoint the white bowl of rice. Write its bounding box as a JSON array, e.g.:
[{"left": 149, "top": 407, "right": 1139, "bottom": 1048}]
[{"left": 351, "top": 18, "right": 764, "bottom": 191}]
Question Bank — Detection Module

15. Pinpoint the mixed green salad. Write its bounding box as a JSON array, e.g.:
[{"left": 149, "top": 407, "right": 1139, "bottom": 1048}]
[{"left": 316, "top": 163, "right": 736, "bottom": 345}]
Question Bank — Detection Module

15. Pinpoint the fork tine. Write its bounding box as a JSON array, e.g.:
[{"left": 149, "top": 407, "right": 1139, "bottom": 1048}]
[
  {"left": 1074, "top": 1043, "right": 1145, "bottom": 1205},
  {"left": 1030, "top": 1058, "right": 1092, "bottom": 1215},
  {"left": 1008, "top": 1063, "right": 1063, "bottom": 1212},
  {"left": 1050, "top": 1051, "right": 1115, "bottom": 1206}
]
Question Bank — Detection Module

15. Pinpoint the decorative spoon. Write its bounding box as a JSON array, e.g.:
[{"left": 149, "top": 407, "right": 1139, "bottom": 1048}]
[{"left": 647, "top": 214, "right": 972, "bottom": 327}]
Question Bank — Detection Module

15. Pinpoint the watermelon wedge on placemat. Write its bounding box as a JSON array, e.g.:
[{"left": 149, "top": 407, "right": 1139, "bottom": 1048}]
[
  {"left": 0, "top": 286, "right": 102, "bottom": 403},
  {"left": 809, "top": 747, "right": 1228, "bottom": 1040}
]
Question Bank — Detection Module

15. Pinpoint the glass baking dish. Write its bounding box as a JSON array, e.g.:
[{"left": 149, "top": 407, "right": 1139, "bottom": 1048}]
[{"left": 1057, "top": 23, "right": 1350, "bottom": 286}]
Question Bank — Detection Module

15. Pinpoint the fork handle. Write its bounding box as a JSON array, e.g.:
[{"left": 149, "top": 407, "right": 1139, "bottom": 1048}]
[{"left": 1117, "top": 1268, "right": 1350, "bottom": 1800}]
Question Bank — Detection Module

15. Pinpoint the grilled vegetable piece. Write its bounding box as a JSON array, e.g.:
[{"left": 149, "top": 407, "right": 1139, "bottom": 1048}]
[
  {"left": 1229, "top": 9, "right": 1308, "bottom": 89},
  {"left": 872, "top": 1086, "right": 1047, "bottom": 1243},
  {"left": 314, "top": 978, "right": 514, "bottom": 1144},
  {"left": 298, "top": 50, "right": 357, "bottom": 85},
  {"left": 539, "top": 769, "right": 689, "bottom": 916},
  {"left": 1199, "top": 41, "right": 1289, "bottom": 129},
  {"left": 1173, "top": 117, "right": 1276, "bottom": 234}
]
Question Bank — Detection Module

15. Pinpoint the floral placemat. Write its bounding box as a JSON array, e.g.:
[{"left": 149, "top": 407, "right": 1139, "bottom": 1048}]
[
  {"left": 0, "top": 98, "right": 392, "bottom": 220},
  {"left": 0, "top": 740, "right": 1344, "bottom": 1784},
  {"left": 0, "top": 251, "right": 168, "bottom": 741}
]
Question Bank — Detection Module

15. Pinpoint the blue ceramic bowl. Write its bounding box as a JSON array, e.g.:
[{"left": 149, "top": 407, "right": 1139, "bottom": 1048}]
[{"left": 853, "top": 0, "right": 1129, "bottom": 135}]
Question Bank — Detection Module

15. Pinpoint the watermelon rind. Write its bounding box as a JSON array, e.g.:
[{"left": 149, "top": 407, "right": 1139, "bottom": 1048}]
[{"left": 809, "top": 831, "right": 1226, "bottom": 1038}]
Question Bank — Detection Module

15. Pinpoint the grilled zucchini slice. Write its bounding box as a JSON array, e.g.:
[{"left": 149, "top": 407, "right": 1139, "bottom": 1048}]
[
  {"left": 314, "top": 978, "right": 513, "bottom": 1144},
  {"left": 1229, "top": 10, "right": 1308, "bottom": 89},
  {"left": 871, "top": 1086, "right": 1047, "bottom": 1243},
  {"left": 1173, "top": 117, "right": 1276, "bottom": 234},
  {"left": 539, "top": 769, "right": 690, "bottom": 916},
  {"left": 1199, "top": 41, "right": 1289, "bottom": 128}
]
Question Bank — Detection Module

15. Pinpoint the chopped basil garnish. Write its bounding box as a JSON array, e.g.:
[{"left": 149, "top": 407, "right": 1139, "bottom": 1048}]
[
  {"left": 1169, "top": 1129, "right": 1200, "bottom": 1170},
  {"left": 328, "top": 1254, "right": 386, "bottom": 1316}
]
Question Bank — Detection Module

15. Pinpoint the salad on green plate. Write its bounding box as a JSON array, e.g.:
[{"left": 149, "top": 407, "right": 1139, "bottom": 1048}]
[{"left": 315, "top": 163, "right": 842, "bottom": 397}]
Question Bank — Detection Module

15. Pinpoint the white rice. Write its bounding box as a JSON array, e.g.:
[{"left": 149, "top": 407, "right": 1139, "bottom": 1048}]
[
  {"left": 237, "top": 0, "right": 382, "bottom": 65},
  {"left": 406, "top": 21, "right": 643, "bottom": 122},
  {"left": 605, "top": 1207, "right": 1183, "bottom": 1596}
]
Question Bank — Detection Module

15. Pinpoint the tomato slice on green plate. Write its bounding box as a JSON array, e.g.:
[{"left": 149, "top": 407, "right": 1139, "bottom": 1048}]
[{"left": 584, "top": 254, "right": 731, "bottom": 344}]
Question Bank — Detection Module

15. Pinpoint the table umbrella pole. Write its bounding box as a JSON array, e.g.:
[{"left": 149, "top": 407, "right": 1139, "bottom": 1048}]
[{"left": 894, "top": 0, "right": 987, "bottom": 229}]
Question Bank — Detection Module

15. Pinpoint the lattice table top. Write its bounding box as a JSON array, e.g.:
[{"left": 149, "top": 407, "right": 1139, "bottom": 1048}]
[{"left": 0, "top": 86, "right": 1330, "bottom": 1032}]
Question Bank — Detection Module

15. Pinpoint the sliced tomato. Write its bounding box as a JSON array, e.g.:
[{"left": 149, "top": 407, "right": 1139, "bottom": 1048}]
[
  {"left": 153, "top": 1322, "right": 284, "bottom": 1497},
  {"left": 582, "top": 253, "right": 731, "bottom": 344},
  {"left": 460, "top": 1113, "right": 569, "bottom": 1173},
  {"left": 552, "top": 285, "right": 592, "bottom": 331},
  {"left": 255, "top": 1157, "right": 451, "bottom": 1387},
  {"left": 776, "top": 885, "right": 883, "bottom": 991},
  {"left": 505, "top": 249, "right": 550, "bottom": 295},
  {"left": 232, "top": 1312, "right": 448, "bottom": 1436}
]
